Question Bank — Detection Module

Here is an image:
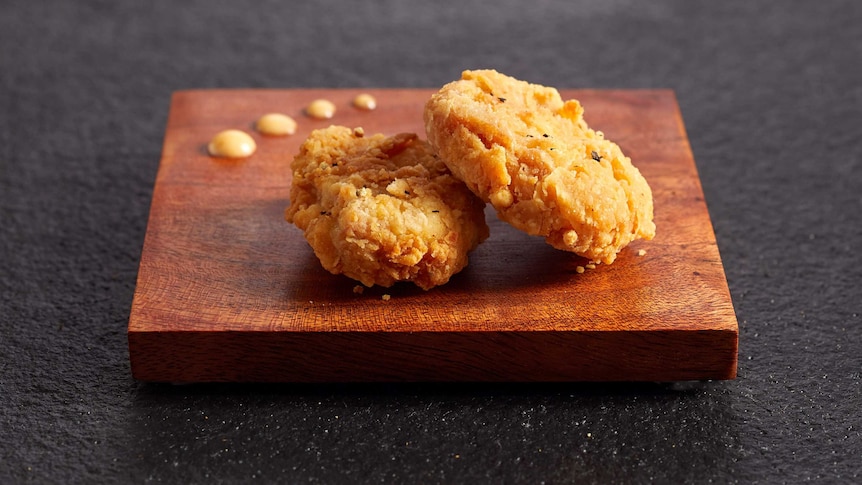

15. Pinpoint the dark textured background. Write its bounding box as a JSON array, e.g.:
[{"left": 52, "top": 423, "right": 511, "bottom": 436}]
[{"left": 2, "top": 1, "right": 861, "bottom": 483}]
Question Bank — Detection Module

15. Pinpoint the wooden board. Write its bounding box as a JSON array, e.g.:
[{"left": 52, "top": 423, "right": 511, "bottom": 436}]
[{"left": 128, "top": 88, "right": 738, "bottom": 382}]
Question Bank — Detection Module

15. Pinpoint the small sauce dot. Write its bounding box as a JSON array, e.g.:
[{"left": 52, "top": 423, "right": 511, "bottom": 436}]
[
  {"left": 306, "top": 99, "right": 336, "bottom": 119},
  {"left": 256, "top": 113, "right": 297, "bottom": 136},
  {"left": 353, "top": 93, "right": 377, "bottom": 111},
  {"left": 207, "top": 130, "right": 256, "bottom": 158}
]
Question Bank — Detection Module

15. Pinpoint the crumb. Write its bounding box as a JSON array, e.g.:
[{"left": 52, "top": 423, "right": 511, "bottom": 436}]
[
  {"left": 382, "top": 294, "right": 391, "bottom": 301},
  {"left": 576, "top": 266, "right": 585, "bottom": 274},
  {"left": 353, "top": 126, "right": 364, "bottom": 137},
  {"left": 637, "top": 249, "right": 647, "bottom": 256},
  {"left": 585, "top": 263, "right": 596, "bottom": 270},
  {"left": 352, "top": 285, "right": 364, "bottom": 295}
]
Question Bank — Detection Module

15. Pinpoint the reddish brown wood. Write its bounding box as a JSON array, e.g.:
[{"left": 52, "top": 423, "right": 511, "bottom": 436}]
[{"left": 128, "top": 88, "right": 738, "bottom": 382}]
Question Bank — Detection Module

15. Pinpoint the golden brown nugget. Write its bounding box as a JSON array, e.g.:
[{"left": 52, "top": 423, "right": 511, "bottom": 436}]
[
  {"left": 285, "top": 126, "right": 489, "bottom": 290},
  {"left": 424, "top": 70, "right": 655, "bottom": 264}
]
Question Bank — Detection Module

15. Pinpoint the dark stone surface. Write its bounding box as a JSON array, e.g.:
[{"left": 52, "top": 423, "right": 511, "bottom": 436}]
[{"left": 1, "top": 1, "right": 860, "bottom": 483}]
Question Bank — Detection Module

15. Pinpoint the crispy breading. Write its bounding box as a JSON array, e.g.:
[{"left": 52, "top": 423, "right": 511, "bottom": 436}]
[
  {"left": 285, "top": 126, "right": 489, "bottom": 289},
  {"left": 424, "top": 69, "right": 655, "bottom": 264}
]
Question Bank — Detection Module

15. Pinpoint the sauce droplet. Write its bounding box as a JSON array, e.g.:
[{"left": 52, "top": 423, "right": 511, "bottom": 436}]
[
  {"left": 306, "top": 99, "right": 336, "bottom": 119},
  {"left": 256, "top": 113, "right": 297, "bottom": 136},
  {"left": 207, "top": 130, "right": 256, "bottom": 158},
  {"left": 353, "top": 93, "right": 377, "bottom": 111}
]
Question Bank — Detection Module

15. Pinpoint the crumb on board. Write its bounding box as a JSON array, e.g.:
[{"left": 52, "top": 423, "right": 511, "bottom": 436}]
[
  {"left": 382, "top": 294, "right": 391, "bottom": 301},
  {"left": 576, "top": 266, "right": 585, "bottom": 274},
  {"left": 585, "top": 263, "right": 596, "bottom": 270},
  {"left": 353, "top": 285, "right": 364, "bottom": 295},
  {"left": 637, "top": 249, "right": 647, "bottom": 257}
]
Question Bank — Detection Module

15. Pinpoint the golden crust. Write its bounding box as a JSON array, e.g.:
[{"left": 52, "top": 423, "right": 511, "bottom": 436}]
[
  {"left": 424, "top": 69, "right": 656, "bottom": 264},
  {"left": 285, "top": 126, "right": 489, "bottom": 290}
]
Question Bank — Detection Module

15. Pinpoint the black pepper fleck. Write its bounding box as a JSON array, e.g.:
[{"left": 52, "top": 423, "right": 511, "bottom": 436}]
[
  {"left": 591, "top": 151, "right": 603, "bottom": 162},
  {"left": 498, "top": 97, "right": 506, "bottom": 103},
  {"left": 543, "top": 133, "right": 549, "bottom": 138},
  {"left": 432, "top": 210, "right": 440, "bottom": 213}
]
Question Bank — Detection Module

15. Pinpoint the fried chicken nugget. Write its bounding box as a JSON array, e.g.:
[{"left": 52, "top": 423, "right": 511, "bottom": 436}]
[
  {"left": 424, "top": 70, "right": 655, "bottom": 264},
  {"left": 285, "top": 126, "right": 489, "bottom": 290}
]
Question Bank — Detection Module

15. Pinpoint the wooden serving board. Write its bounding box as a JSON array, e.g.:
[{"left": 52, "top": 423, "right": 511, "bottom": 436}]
[{"left": 128, "top": 88, "right": 738, "bottom": 382}]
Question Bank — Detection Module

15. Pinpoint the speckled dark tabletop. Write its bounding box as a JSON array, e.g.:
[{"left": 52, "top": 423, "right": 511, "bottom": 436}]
[{"left": 2, "top": 1, "right": 860, "bottom": 483}]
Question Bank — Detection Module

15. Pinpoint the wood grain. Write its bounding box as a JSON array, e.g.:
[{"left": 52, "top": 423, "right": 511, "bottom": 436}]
[{"left": 128, "top": 89, "right": 738, "bottom": 382}]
